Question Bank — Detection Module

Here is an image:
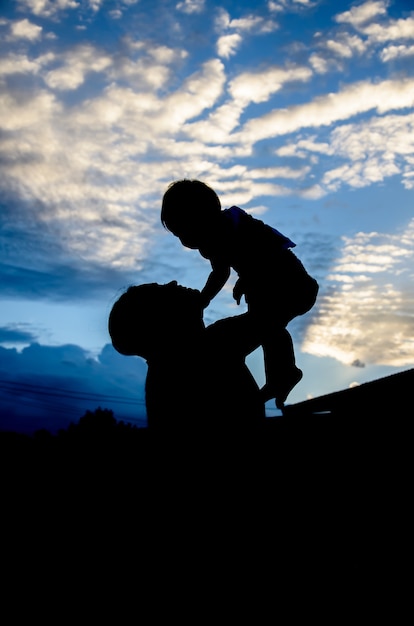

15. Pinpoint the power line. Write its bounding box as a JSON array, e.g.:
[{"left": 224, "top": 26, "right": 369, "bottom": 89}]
[
  {"left": 0, "top": 379, "right": 145, "bottom": 407},
  {"left": 0, "top": 378, "right": 278, "bottom": 418},
  {"left": 1, "top": 393, "right": 90, "bottom": 418},
  {"left": 0, "top": 380, "right": 148, "bottom": 427}
]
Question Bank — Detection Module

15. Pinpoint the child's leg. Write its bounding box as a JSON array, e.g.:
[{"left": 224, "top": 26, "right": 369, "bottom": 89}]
[
  {"left": 246, "top": 290, "right": 304, "bottom": 408},
  {"left": 261, "top": 327, "right": 303, "bottom": 408}
]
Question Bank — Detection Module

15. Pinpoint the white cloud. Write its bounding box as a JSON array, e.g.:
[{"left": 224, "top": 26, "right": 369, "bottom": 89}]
[
  {"left": 309, "top": 53, "right": 331, "bottom": 74},
  {"left": 361, "top": 17, "right": 414, "bottom": 42},
  {"left": 380, "top": 44, "right": 414, "bottom": 62},
  {"left": 276, "top": 136, "right": 332, "bottom": 158},
  {"left": 229, "top": 65, "right": 312, "bottom": 104},
  {"left": 176, "top": 0, "right": 205, "bottom": 14},
  {"left": 147, "top": 44, "right": 187, "bottom": 65},
  {"left": 402, "top": 171, "right": 414, "bottom": 189},
  {"left": 268, "top": 0, "right": 316, "bottom": 12},
  {"left": 277, "top": 113, "right": 414, "bottom": 193},
  {"left": 44, "top": 45, "right": 112, "bottom": 90},
  {"left": 184, "top": 64, "right": 312, "bottom": 144},
  {"left": 209, "top": 180, "right": 293, "bottom": 208},
  {"left": 228, "top": 15, "right": 274, "bottom": 33},
  {"left": 214, "top": 6, "right": 278, "bottom": 58},
  {"left": 201, "top": 164, "right": 310, "bottom": 203},
  {"left": 322, "top": 159, "right": 400, "bottom": 191},
  {"left": 183, "top": 100, "right": 245, "bottom": 144},
  {"left": 217, "top": 33, "right": 242, "bottom": 58},
  {"left": 108, "top": 40, "right": 188, "bottom": 90},
  {"left": 322, "top": 112, "right": 414, "bottom": 191},
  {"left": 303, "top": 221, "right": 414, "bottom": 367},
  {"left": 268, "top": 0, "right": 284, "bottom": 11},
  {"left": 216, "top": 7, "right": 278, "bottom": 34},
  {"left": 5, "top": 44, "right": 407, "bottom": 258},
  {"left": 326, "top": 33, "right": 367, "bottom": 58},
  {"left": 157, "top": 58, "right": 226, "bottom": 130},
  {"left": 1, "top": 5, "right": 413, "bottom": 291},
  {"left": 0, "top": 52, "right": 52, "bottom": 76},
  {"left": 335, "top": 2, "right": 414, "bottom": 59},
  {"left": 214, "top": 8, "right": 231, "bottom": 31},
  {"left": 247, "top": 165, "right": 310, "bottom": 180},
  {"left": 0, "top": 81, "right": 155, "bottom": 268},
  {"left": 310, "top": 31, "right": 368, "bottom": 74},
  {"left": 88, "top": 0, "right": 104, "bottom": 11},
  {"left": 298, "top": 184, "right": 325, "bottom": 199},
  {"left": 108, "top": 58, "right": 171, "bottom": 91},
  {"left": 17, "top": 0, "right": 79, "bottom": 18},
  {"left": 228, "top": 15, "right": 256, "bottom": 31},
  {"left": 325, "top": 39, "right": 354, "bottom": 59},
  {"left": 0, "top": 89, "right": 60, "bottom": 131},
  {"left": 10, "top": 18, "right": 42, "bottom": 40},
  {"left": 238, "top": 78, "right": 414, "bottom": 144},
  {"left": 335, "top": 1, "right": 388, "bottom": 27},
  {"left": 0, "top": 55, "right": 228, "bottom": 270},
  {"left": 109, "top": 9, "right": 122, "bottom": 19}
]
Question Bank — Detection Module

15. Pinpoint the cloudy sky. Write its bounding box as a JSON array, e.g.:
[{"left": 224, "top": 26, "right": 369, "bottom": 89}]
[{"left": 1, "top": 0, "right": 413, "bottom": 433}]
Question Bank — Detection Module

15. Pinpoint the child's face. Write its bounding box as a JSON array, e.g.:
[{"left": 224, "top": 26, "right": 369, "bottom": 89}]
[{"left": 171, "top": 224, "right": 205, "bottom": 250}]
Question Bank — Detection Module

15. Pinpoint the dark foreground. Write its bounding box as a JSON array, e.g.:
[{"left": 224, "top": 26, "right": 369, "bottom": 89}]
[
  {"left": 3, "top": 368, "right": 411, "bottom": 489},
  {"left": 1, "top": 385, "right": 410, "bottom": 613},
  {"left": 2, "top": 407, "right": 409, "bottom": 528}
]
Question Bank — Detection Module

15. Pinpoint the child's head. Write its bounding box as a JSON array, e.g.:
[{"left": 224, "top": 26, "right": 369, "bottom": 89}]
[{"left": 161, "top": 179, "right": 221, "bottom": 248}]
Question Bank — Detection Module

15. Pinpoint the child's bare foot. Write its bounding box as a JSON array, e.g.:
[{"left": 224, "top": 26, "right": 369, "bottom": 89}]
[
  {"left": 259, "top": 383, "right": 277, "bottom": 403},
  {"left": 259, "top": 367, "right": 303, "bottom": 406},
  {"left": 275, "top": 367, "right": 303, "bottom": 409}
]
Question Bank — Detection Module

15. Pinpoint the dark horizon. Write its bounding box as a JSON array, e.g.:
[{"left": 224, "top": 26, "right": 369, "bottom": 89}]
[{"left": 2, "top": 366, "right": 412, "bottom": 437}]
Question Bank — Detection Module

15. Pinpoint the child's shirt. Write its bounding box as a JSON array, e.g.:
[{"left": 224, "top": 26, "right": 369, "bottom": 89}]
[
  {"left": 200, "top": 206, "right": 295, "bottom": 277},
  {"left": 199, "top": 205, "right": 316, "bottom": 308},
  {"left": 224, "top": 206, "right": 295, "bottom": 250}
]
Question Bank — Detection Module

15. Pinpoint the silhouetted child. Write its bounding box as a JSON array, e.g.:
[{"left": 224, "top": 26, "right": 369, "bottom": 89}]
[{"left": 161, "top": 179, "right": 319, "bottom": 409}]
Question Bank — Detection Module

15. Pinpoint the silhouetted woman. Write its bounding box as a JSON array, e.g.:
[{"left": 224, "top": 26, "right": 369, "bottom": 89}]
[{"left": 108, "top": 281, "right": 265, "bottom": 432}]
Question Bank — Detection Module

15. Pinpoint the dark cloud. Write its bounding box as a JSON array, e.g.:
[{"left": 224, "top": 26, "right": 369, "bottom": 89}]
[
  {"left": 0, "top": 202, "right": 137, "bottom": 302},
  {"left": 0, "top": 342, "right": 148, "bottom": 434},
  {"left": 0, "top": 259, "right": 138, "bottom": 302},
  {"left": 291, "top": 231, "right": 341, "bottom": 281},
  {"left": 0, "top": 196, "right": 185, "bottom": 303},
  {"left": 351, "top": 359, "right": 365, "bottom": 368},
  {"left": 0, "top": 325, "right": 37, "bottom": 344},
  {"left": 0, "top": 194, "right": 138, "bottom": 301}
]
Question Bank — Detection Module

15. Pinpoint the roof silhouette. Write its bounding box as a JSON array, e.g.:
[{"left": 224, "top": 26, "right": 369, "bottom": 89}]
[{"left": 282, "top": 368, "right": 414, "bottom": 418}]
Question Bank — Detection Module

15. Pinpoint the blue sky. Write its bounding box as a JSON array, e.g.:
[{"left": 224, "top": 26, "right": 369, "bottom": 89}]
[{"left": 1, "top": 0, "right": 413, "bottom": 433}]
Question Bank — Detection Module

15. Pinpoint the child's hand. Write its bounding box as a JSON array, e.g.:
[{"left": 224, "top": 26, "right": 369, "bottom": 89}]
[
  {"left": 199, "top": 291, "right": 211, "bottom": 310},
  {"left": 233, "top": 278, "right": 245, "bottom": 305}
]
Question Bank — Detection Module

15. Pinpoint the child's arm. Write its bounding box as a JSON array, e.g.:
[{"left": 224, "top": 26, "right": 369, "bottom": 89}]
[{"left": 200, "top": 259, "right": 230, "bottom": 309}]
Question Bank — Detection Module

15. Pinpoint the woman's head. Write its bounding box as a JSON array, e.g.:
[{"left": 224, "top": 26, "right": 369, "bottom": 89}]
[
  {"left": 108, "top": 282, "right": 204, "bottom": 358},
  {"left": 109, "top": 285, "right": 153, "bottom": 357}
]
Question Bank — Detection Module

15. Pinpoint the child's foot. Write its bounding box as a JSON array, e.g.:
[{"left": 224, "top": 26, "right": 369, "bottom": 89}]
[
  {"left": 259, "top": 383, "right": 277, "bottom": 403},
  {"left": 259, "top": 367, "right": 303, "bottom": 406},
  {"left": 275, "top": 368, "right": 303, "bottom": 409}
]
